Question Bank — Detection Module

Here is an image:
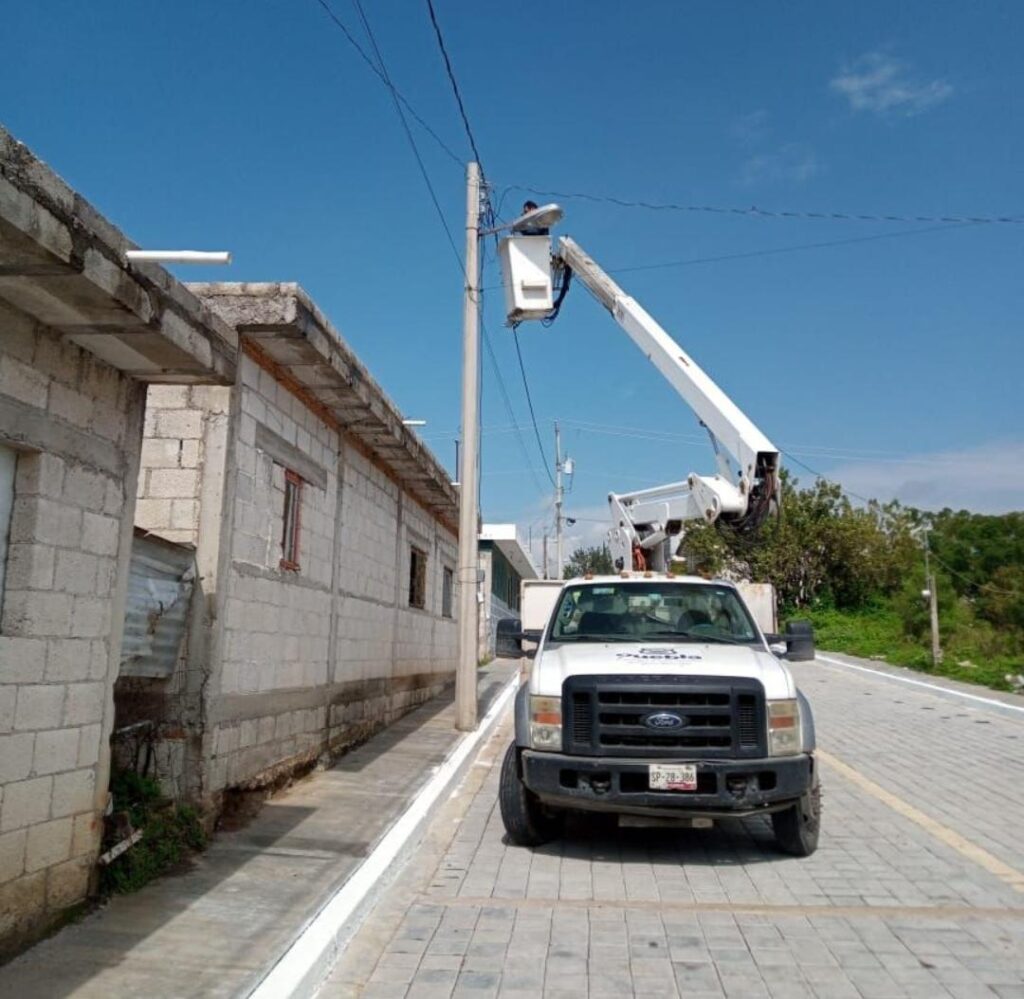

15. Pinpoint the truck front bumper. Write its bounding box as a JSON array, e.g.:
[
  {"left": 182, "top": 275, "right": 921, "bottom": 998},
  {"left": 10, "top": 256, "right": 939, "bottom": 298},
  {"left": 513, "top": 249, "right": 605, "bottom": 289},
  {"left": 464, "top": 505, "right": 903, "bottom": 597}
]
[{"left": 520, "top": 750, "right": 813, "bottom": 819}]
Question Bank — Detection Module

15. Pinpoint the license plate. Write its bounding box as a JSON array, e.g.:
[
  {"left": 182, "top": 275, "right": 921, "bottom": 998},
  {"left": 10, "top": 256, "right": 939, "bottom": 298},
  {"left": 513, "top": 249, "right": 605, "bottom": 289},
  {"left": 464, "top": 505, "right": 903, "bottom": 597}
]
[{"left": 649, "top": 763, "right": 697, "bottom": 791}]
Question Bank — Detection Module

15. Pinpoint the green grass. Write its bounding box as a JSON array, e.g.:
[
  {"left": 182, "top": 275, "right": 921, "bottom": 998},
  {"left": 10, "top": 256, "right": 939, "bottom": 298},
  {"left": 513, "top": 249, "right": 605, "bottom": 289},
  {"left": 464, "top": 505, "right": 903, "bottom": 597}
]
[{"left": 798, "top": 605, "right": 1021, "bottom": 693}]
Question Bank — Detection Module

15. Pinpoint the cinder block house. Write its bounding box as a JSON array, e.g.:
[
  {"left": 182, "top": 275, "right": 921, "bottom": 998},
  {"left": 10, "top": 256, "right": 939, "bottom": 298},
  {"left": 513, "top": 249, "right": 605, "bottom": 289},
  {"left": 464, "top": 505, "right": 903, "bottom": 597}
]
[
  {"left": 0, "top": 128, "right": 235, "bottom": 952},
  {"left": 478, "top": 524, "right": 537, "bottom": 657},
  {"left": 125, "top": 283, "right": 461, "bottom": 813},
  {"left": 0, "top": 130, "right": 462, "bottom": 956}
]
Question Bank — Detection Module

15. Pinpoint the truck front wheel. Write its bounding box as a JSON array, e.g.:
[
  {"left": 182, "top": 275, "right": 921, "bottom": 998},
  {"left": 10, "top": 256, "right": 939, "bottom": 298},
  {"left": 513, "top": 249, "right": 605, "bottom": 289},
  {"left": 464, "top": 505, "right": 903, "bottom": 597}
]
[
  {"left": 499, "top": 743, "right": 561, "bottom": 847},
  {"left": 771, "top": 774, "right": 821, "bottom": 857}
]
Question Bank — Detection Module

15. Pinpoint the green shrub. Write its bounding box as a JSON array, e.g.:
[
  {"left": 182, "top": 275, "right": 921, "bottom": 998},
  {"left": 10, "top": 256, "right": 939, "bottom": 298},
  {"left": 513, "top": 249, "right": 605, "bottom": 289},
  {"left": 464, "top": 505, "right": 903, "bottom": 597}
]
[{"left": 100, "top": 770, "right": 206, "bottom": 896}]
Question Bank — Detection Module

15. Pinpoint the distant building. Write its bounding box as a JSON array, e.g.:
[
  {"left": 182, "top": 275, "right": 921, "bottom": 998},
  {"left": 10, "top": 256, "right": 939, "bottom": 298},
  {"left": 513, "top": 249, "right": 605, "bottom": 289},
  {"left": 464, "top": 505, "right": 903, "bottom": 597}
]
[{"left": 478, "top": 524, "right": 537, "bottom": 657}]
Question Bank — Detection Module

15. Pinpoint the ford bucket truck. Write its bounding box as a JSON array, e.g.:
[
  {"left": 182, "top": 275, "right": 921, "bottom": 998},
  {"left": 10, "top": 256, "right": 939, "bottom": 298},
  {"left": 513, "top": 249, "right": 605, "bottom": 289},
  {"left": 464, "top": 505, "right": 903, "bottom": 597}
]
[{"left": 495, "top": 206, "right": 820, "bottom": 855}]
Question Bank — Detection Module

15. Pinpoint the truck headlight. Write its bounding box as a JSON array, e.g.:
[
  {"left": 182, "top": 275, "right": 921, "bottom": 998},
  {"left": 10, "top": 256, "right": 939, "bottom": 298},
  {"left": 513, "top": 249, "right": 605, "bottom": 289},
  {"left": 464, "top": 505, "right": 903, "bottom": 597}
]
[
  {"left": 767, "top": 699, "right": 802, "bottom": 757},
  {"left": 529, "top": 695, "right": 562, "bottom": 751}
]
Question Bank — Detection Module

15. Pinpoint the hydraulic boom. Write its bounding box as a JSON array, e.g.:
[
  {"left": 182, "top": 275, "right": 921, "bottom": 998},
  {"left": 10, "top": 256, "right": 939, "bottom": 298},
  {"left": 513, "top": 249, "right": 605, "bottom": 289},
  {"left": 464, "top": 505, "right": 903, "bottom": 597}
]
[{"left": 554, "top": 236, "right": 780, "bottom": 571}]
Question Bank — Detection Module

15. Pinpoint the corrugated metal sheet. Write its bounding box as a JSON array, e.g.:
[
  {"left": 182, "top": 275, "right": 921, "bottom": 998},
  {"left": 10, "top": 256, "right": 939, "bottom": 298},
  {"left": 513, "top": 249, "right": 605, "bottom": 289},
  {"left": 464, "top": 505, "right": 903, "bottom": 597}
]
[{"left": 120, "top": 531, "right": 196, "bottom": 679}]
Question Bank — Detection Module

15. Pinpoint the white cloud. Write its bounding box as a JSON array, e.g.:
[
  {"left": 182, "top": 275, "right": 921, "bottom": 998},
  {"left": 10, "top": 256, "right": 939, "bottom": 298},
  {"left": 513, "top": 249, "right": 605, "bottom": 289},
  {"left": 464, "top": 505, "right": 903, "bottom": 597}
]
[
  {"left": 739, "top": 143, "right": 819, "bottom": 186},
  {"left": 820, "top": 441, "right": 1024, "bottom": 513},
  {"left": 830, "top": 51, "right": 953, "bottom": 116}
]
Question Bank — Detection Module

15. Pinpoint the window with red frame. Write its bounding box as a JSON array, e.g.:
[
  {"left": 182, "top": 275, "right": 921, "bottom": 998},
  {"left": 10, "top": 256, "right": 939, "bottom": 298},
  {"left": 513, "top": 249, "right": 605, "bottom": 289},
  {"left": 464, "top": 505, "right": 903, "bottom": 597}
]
[{"left": 280, "top": 470, "right": 303, "bottom": 571}]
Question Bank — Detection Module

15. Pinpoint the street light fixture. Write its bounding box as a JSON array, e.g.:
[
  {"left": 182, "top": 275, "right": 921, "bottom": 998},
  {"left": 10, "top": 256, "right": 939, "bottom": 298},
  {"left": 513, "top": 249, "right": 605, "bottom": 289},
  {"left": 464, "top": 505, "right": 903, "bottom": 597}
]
[
  {"left": 125, "top": 250, "right": 232, "bottom": 265},
  {"left": 480, "top": 203, "right": 564, "bottom": 236}
]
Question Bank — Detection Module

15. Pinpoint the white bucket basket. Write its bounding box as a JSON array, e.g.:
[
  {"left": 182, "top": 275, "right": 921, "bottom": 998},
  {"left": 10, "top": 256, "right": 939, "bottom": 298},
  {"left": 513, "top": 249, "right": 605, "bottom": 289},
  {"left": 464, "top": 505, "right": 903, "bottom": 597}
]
[{"left": 499, "top": 235, "right": 554, "bottom": 323}]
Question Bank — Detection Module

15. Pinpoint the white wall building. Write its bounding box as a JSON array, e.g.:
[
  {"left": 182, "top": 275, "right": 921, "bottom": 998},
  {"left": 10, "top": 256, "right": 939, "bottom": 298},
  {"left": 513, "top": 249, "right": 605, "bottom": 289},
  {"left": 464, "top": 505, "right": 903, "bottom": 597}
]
[
  {"left": 478, "top": 523, "right": 537, "bottom": 657},
  {"left": 0, "top": 128, "right": 235, "bottom": 954},
  {"left": 128, "top": 283, "right": 460, "bottom": 812}
]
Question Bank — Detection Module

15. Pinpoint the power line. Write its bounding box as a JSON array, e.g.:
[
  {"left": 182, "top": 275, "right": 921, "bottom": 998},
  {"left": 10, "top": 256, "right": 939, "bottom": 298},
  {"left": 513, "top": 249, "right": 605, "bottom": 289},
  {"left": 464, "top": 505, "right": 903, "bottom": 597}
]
[
  {"left": 481, "top": 318, "right": 551, "bottom": 498},
  {"left": 505, "top": 184, "right": 1024, "bottom": 226},
  {"left": 778, "top": 450, "right": 875, "bottom": 505},
  {"left": 609, "top": 221, "right": 987, "bottom": 275},
  {"left": 512, "top": 326, "right": 557, "bottom": 487},
  {"left": 349, "top": 0, "right": 463, "bottom": 271},
  {"left": 312, "top": 0, "right": 463, "bottom": 166},
  {"left": 423, "top": 0, "right": 485, "bottom": 169},
  {"left": 927, "top": 549, "right": 1022, "bottom": 597}
]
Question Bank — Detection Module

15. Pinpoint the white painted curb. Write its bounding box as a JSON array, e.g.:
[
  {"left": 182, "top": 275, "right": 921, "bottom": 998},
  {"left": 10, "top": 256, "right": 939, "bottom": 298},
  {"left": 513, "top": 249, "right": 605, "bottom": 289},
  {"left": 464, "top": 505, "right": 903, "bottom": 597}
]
[
  {"left": 247, "top": 673, "right": 518, "bottom": 999},
  {"left": 816, "top": 653, "right": 1024, "bottom": 715}
]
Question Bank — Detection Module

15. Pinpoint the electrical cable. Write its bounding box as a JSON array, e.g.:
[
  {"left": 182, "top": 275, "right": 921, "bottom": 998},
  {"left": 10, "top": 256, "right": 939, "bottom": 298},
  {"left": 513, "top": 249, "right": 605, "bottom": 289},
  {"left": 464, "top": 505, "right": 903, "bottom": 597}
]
[
  {"left": 926, "top": 549, "right": 1022, "bottom": 597},
  {"left": 349, "top": 0, "right": 463, "bottom": 271},
  {"left": 608, "top": 221, "right": 988, "bottom": 275},
  {"left": 512, "top": 326, "right": 557, "bottom": 487},
  {"left": 312, "top": 0, "right": 463, "bottom": 166},
  {"left": 778, "top": 450, "right": 876, "bottom": 505},
  {"left": 423, "top": 0, "right": 485, "bottom": 170},
  {"left": 481, "top": 312, "right": 550, "bottom": 498},
  {"left": 506, "top": 184, "right": 1024, "bottom": 226}
]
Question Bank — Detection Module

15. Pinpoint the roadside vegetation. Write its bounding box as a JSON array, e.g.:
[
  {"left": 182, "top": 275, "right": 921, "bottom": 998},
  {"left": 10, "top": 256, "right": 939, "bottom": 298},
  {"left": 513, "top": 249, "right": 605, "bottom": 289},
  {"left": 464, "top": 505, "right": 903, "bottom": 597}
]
[
  {"left": 100, "top": 771, "right": 207, "bottom": 895},
  {"left": 673, "top": 474, "right": 1024, "bottom": 692}
]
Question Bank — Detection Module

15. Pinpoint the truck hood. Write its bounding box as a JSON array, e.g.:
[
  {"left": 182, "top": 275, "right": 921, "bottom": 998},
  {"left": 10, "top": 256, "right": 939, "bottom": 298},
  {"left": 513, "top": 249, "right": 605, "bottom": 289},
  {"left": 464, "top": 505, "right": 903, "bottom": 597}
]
[{"left": 531, "top": 641, "right": 794, "bottom": 701}]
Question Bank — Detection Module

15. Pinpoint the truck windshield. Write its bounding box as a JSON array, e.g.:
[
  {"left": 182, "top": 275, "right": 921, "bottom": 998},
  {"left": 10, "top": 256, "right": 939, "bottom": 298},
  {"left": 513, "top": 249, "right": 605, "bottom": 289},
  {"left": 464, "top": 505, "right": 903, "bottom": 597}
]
[{"left": 549, "top": 582, "right": 759, "bottom": 644}]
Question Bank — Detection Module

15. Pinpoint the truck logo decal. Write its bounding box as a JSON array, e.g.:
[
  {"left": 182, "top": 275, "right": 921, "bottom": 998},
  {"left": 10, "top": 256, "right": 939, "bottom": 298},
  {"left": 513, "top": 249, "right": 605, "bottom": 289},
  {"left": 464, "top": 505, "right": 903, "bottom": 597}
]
[
  {"left": 645, "top": 712, "right": 686, "bottom": 729},
  {"left": 614, "top": 648, "right": 703, "bottom": 662}
]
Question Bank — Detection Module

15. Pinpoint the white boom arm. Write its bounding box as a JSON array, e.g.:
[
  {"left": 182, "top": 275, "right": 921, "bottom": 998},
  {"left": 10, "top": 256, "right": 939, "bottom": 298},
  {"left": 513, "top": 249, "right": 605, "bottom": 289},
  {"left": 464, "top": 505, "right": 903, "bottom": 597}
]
[{"left": 554, "top": 236, "right": 780, "bottom": 571}]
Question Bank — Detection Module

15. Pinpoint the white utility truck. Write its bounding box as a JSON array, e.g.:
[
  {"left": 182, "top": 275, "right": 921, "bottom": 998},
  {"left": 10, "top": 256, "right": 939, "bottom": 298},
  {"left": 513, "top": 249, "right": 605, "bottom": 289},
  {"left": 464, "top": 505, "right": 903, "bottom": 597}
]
[{"left": 497, "top": 206, "right": 819, "bottom": 855}]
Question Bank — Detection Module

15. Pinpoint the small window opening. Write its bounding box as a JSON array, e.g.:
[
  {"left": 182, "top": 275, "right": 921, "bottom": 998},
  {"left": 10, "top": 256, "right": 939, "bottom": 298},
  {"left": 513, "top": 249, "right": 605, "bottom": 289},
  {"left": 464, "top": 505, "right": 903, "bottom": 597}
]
[
  {"left": 0, "top": 445, "right": 16, "bottom": 621},
  {"left": 442, "top": 566, "right": 454, "bottom": 618},
  {"left": 280, "top": 470, "right": 302, "bottom": 571},
  {"left": 409, "top": 546, "right": 427, "bottom": 609}
]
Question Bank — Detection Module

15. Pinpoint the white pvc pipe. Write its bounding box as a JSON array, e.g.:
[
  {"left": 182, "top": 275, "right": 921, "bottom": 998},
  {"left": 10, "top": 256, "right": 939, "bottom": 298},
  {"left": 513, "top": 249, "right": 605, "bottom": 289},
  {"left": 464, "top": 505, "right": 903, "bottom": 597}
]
[{"left": 125, "top": 250, "right": 232, "bottom": 265}]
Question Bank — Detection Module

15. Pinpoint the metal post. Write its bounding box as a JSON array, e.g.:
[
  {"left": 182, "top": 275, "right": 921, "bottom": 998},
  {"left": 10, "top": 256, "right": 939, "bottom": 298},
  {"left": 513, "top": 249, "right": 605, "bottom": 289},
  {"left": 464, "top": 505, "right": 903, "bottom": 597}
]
[
  {"left": 923, "top": 535, "right": 942, "bottom": 667},
  {"left": 542, "top": 533, "right": 549, "bottom": 580},
  {"left": 555, "top": 421, "right": 563, "bottom": 579},
  {"left": 456, "top": 162, "right": 481, "bottom": 732}
]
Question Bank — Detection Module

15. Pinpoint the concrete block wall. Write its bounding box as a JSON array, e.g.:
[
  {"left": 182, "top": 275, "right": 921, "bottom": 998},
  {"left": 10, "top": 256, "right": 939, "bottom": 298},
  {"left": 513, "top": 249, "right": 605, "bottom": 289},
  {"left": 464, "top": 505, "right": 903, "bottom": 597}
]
[
  {"left": 184, "top": 354, "right": 458, "bottom": 799},
  {"left": 0, "top": 303, "right": 144, "bottom": 953},
  {"left": 114, "top": 383, "right": 233, "bottom": 805},
  {"left": 135, "top": 385, "right": 213, "bottom": 545}
]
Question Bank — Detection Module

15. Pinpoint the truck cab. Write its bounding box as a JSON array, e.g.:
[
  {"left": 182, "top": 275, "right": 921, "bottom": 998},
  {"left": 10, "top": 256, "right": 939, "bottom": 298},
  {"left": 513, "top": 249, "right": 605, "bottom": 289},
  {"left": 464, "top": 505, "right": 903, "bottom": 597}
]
[{"left": 500, "top": 574, "right": 820, "bottom": 856}]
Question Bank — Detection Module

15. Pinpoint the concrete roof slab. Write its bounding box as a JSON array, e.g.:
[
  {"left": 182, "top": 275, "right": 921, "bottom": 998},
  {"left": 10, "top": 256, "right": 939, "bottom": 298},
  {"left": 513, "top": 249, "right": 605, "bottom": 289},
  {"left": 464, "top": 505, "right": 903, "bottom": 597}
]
[
  {"left": 191, "top": 282, "right": 459, "bottom": 528},
  {"left": 0, "top": 126, "right": 237, "bottom": 385}
]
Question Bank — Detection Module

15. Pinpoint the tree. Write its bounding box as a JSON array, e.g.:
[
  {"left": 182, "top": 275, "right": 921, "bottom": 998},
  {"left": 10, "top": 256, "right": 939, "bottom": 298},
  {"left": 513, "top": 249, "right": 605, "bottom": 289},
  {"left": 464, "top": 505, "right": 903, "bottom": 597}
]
[{"left": 563, "top": 544, "right": 614, "bottom": 579}]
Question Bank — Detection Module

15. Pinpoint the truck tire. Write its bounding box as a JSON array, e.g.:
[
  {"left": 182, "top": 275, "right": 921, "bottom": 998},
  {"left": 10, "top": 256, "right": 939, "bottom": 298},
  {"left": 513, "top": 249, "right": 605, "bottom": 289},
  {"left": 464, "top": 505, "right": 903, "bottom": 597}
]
[
  {"left": 499, "top": 742, "right": 561, "bottom": 847},
  {"left": 771, "top": 774, "right": 821, "bottom": 857}
]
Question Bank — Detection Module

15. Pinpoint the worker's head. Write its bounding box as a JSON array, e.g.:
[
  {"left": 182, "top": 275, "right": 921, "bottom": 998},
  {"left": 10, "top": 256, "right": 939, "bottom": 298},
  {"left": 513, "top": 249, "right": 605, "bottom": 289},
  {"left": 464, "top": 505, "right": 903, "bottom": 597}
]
[{"left": 522, "top": 200, "right": 539, "bottom": 214}]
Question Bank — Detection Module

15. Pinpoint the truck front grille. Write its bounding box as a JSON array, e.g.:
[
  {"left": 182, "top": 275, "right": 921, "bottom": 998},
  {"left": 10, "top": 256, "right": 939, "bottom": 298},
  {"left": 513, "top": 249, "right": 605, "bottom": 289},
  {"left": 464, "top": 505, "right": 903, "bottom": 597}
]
[{"left": 562, "top": 675, "right": 766, "bottom": 759}]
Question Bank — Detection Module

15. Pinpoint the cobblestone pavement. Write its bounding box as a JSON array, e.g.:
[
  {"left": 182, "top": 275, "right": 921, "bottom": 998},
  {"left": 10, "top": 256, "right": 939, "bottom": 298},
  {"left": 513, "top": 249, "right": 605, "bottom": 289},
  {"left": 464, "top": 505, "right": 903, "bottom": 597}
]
[{"left": 323, "top": 655, "right": 1024, "bottom": 998}]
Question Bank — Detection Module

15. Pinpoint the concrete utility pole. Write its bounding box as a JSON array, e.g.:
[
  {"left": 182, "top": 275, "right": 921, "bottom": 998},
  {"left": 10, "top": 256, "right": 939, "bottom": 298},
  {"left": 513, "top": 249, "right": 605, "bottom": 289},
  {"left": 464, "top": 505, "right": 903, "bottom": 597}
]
[
  {"left": 554, "top": 421, "right": 564, "bottom": 580},
  {"left": 456, "top": 162, "right": 481, "bottom": 732},
  {"left": 922, "top": 532, "right": 943, "bottom": 668}
]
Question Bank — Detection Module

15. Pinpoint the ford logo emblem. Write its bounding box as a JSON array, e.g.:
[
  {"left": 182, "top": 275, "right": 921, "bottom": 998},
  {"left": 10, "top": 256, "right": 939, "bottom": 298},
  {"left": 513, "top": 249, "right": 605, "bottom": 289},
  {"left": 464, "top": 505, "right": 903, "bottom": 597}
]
[{"left": 645, "top": 712, "right": 685, "bottom": 729}]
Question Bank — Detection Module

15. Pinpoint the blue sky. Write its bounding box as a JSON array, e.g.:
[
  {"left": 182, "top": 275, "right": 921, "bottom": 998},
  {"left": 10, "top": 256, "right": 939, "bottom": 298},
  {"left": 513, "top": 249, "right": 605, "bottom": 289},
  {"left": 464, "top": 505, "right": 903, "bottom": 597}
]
[{"left": 3, "top": 1, "right": 1021, "bottom": 564}]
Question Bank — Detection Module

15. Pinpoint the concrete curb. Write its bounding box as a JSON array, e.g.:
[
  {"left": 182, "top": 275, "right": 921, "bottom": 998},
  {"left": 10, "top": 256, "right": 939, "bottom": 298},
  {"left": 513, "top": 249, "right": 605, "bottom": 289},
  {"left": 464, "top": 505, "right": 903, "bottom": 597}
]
[{"left": 247, "top": 672, "right": 519, "bottom": 999}]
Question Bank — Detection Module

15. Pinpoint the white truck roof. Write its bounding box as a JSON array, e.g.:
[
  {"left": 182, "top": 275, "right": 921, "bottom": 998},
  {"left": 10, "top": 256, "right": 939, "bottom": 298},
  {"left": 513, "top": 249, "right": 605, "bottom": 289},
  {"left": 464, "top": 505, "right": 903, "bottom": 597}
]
[{"left": 561, "top": 573, "right": 737, "bottom": 587}]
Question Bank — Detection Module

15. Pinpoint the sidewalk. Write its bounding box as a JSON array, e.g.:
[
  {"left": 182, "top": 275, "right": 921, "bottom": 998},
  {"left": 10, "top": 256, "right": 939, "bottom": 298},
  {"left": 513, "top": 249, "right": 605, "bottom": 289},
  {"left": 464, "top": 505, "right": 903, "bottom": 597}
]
[{"left": 0, "top": 661, "right": 518, "bottom": 999}]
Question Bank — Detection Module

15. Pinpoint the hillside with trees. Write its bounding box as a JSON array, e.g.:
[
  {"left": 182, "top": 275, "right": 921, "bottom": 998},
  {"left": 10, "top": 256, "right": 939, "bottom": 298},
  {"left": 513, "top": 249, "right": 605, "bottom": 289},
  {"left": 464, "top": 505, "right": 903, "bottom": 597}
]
[{"left": 678, "top": 472, "right": 1024, "bottom": 690}]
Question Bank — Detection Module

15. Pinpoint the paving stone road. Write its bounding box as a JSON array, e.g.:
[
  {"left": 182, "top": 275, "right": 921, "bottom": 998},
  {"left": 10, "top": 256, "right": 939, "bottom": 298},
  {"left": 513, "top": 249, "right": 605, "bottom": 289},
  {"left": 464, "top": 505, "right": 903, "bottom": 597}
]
[{"left": 324, "top": 653, "right": 1024, "bottom": 999}]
